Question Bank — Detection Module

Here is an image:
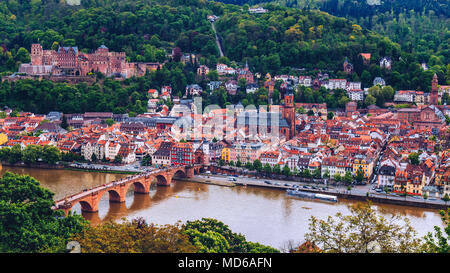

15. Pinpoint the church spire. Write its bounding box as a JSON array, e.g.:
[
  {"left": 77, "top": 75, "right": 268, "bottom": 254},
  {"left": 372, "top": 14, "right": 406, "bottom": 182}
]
[{"left": 430, "top": 73, "right": 438, "bottom": 105}]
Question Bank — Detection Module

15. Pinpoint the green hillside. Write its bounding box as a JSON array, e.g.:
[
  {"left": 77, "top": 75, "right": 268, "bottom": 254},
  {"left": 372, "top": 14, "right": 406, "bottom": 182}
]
[
  {"left": 0, "top": 0, "right": 447, "bottom": 93},
  {"left": 214, "top": 0, "right": 450, "bottom": 66}
]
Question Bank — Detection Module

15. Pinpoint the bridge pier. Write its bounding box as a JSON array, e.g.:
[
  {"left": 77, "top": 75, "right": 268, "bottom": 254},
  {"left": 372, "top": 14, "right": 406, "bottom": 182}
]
[
  {"left": 108, "top": 184, "right": 128, "bottom": 203},
  {"left": 157, "top": 174, "right": 172, "bottom": 186},
  {"left": 186, "top": 167, "right": 194, "bottom": 178},
  {"left": 62, "top": 208, "right": 71, "bottom": 216},
  {"left": 80, "top": 192, "right": 100, "bottom": 213}
]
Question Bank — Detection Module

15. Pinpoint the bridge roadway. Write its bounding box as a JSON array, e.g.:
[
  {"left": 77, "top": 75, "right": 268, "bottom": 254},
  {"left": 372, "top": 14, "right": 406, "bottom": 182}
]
[{"left": 53, "top": 164, "right": 205, "bottom": 214}]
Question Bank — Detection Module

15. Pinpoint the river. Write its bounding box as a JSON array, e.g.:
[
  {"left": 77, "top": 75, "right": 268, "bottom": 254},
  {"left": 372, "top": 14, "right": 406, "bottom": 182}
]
[{"left": 1, "top": 166, "right": 445, "bottom": 250}]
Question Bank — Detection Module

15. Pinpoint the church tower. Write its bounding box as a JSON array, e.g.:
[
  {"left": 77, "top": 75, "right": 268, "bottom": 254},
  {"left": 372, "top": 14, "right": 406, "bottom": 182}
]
[
  {"left": 283, "top": 85, "right": 296, "bottom": 140},
  {"left": 430, "top": 73, "right": 438, "bottom": 105}
]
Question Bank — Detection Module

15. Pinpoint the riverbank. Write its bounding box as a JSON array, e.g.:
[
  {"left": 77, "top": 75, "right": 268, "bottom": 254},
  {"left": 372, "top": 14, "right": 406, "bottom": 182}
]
[
  {"left": 1, "top": 162, "right": 140, "bottom": 175},
  {"left": 63, "top": 167, "right": 139, "bottom": 175},
  {"left": 201, "top": 174, "right": 450, "bottom": 210},
  {"left": 178, "top": 176, "right": 235, "bottom": 187},
  {"left": 1, "top": 162, "right": 65, "bottom": 169}
]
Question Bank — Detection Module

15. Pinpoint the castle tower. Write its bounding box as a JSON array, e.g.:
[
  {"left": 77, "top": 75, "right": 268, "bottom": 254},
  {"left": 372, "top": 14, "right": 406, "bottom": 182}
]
[
  {"left": 430, "top": 73, "right": 438, "bottom": 105},
  {"left": 31, "top": 44, "right": 43, "bottom": 66}
]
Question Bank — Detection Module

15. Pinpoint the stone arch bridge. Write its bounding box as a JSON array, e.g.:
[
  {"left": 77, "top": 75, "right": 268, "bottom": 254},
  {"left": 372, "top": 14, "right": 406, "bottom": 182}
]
[{"left": 53, "top": 164, "right": 205, "bottom": 215}]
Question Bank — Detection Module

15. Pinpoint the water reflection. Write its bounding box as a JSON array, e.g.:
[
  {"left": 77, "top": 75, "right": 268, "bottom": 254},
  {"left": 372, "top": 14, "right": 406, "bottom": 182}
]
[{"left": 79, "top": 180, "right": 209, "bottom": 225}]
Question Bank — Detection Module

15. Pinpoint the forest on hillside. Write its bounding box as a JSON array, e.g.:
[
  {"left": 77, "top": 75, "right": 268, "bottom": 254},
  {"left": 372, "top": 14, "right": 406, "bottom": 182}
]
[
  {"left": 0, "top": 0, "right": 404, "bottom": 75},
  {"left": 0, "top": 0, "right": 448, "bottom": 116},
  {"left": 215, "top": 0, "right": 449, "bottom": 66}
]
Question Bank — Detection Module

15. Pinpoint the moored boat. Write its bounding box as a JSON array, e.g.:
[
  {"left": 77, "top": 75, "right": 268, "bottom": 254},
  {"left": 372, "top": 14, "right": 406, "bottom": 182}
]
[{"left": 287, "top": 189, "right": 338, "bottom": 202}]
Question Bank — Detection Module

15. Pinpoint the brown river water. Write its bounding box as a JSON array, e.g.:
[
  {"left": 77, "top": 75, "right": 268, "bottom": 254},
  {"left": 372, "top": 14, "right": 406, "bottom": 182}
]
[{"left": 1, "top": 166, "right": 445, "bottom": 249}]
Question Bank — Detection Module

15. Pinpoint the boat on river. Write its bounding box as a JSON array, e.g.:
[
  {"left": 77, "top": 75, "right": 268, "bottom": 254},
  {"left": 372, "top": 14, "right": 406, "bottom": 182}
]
[{"left": 286, "top": 189, "right": 338, "bottom": 202}]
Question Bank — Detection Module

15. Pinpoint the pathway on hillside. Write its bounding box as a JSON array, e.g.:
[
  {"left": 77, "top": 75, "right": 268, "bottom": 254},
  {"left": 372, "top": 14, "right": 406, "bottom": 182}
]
[{"left": 211, "top": 21, "right": 224, "bottom": 58}]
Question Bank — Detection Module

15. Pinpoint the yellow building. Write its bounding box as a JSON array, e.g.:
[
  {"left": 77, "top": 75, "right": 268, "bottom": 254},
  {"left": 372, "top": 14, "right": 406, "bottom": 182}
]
[
  {"left": 352, "top": 157, "right": 374, "bottom": 179},
  {"left": 0, "top": 133, "right": 8, "bottom": 146},
  {"left": 221, "top": 147, "right": 230, "bottom": 163}
]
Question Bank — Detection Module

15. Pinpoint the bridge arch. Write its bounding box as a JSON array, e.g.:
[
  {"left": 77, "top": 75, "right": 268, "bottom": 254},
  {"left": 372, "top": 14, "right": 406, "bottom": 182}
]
[
  {"left": 78, "top": 200, "right": 95, "bottom": 213},
  {"left": 155, "top": 174, "right": 169, "bottom": 186},
  {"left": 130, "top": 180, "right": 150, "bottom": 194},
  {"left": 173, "top": 169, "right": 187, "bottom": 179},
  {"left": 106, "top": 189, "right": 123, "bottom": 203}
]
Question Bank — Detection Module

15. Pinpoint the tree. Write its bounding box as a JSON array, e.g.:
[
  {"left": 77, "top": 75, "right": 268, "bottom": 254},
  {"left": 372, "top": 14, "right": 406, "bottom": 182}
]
[
  {"left": 8, "top": 144, "right": 23, "bottom": 164},
  {"left": 114, "top": 155, "right": 123, "bottom": 164},
  {"left": 333, "top": 173, "right": 342, "bottom": 183},
  {"left": 282, "top": 165, "right": 291, "bottom": 177},
  {"left": 71, "top": 218, "right": 196, "bottom": 253},
  {"left": 312, "top": 168, "right": 321, "bottom": 179},
  {"left": 364, "top": 94, "right": 376, "bottom": 106},
  {"left": 263, "top": 163, "right": 272, "bottom": 175},
  {"left": 218, "top": 159, "right": 225, "bottom": 166},
  {"left": 253, "top": 159, "right": 262, "bottom": 172},
  {"left": 408, "top": 153, "right": 420, "bottom": 165},
  {"left": 42, "top": 145, "right": 61, "bottom": 165},
  {"left": 245, "top": 162, "right": 253, "bottom": 170},
  {"left": 61, "top": 115, "right": 68, "bottom": 130},
  {"left": 0, "top": 172, "right": 87, "bottom": 252},
  {"left": 22, "top": 144, "right": 43, "bottom": 165},
  {"left": 104, "top": 118, "right": 114, "bottom": 126},
  {"left": 207, "top": 70, "right": 219, "bottom": 81},
  {"left": 323, "top": 170, "right": 330, "bottom": 179},
  {"left": 9, "top": 110, "right": 19, "bottom": 117},
  {"left": 183, "top": 218, "right": 279, "bottom": 253},
  {"left": 302, "top": 169, "right": 311, "bottom": 178},
  {"left": 423, "top": 208, "right": 450, "bottom": 253},
  {"left": 355, "top": 169, "right": 365, "bottom": 184},
  {"left": 236, "top": 160, "right": 242, "bottom": 167},
  {"left": 273, "top": 164, "right": 281, "bottom": 175},
  {"left": 384, "top": 186, "right": 389, "bottom": 198},
  {"left": 343, "top": 171, "right": 353, "bottom": 185},
  {"left": 15, "top": 47, "right": 30, "bottom": 64},
  {"left": 305, "top": 202, "right": 422, "bottom": 253},
  {"left": 141, "top": 154, "right": 152, "bottom": 166},
  {"left": 443, "top": 194, "right": 450, "bottom": 205},
  {"left": 91, "top": 153, "right": 97, "bottom": 162},
  {"left": 327, "top": 111, "right": 334, "bottom": 120}
]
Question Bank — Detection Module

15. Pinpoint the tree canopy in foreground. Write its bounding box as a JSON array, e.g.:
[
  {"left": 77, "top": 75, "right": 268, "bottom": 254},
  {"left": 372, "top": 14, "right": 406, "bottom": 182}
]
[
  {"left": 0, "top": 172, "right": 87, "bottom": 253},
  {"left": 304, "top": 201, "right": 424, "bottom": 253}
]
